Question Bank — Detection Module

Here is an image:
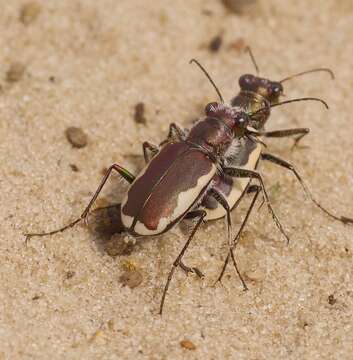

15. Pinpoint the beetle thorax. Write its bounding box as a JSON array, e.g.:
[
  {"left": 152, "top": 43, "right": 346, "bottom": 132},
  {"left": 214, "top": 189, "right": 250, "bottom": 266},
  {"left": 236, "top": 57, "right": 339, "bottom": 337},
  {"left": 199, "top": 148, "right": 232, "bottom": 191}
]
[{"left": 187, "top": 117, "right": 233, "bottom": 157}]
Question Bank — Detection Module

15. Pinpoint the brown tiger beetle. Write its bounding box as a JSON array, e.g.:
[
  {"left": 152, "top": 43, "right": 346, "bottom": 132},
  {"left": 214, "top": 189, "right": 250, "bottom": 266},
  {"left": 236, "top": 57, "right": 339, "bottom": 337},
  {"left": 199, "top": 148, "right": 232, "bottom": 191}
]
[
  {"left": 27, "top": 88, "right": 306, "bottom": 313},
  {"left": 147, "top": 52, "right": 352, "bottom": 287},
  {"left": 25, "top": 55, "right": 353, "bottom": 314}
]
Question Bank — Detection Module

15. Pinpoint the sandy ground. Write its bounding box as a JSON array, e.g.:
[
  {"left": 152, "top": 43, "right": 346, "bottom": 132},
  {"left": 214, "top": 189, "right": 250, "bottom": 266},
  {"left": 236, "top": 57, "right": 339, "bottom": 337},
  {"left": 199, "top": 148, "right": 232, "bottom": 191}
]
[{"left": 1, "top": 0, "right": 352, "bottom": 359}]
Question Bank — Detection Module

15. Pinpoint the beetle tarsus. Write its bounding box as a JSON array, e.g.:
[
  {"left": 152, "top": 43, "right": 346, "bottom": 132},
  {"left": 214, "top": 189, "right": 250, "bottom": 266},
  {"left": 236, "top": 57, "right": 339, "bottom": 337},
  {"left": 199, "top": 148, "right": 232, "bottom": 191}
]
[
  {"left": 179, "top": 261, "right": 204, "bottom": 278},
  {"left": 230, "top": 249, "right": 248, "bottom": 291},
  {"left": 24, "top": 217, "right": 82, "bottom": 245},
  {"left": 159, "top": 210, "right": 206, "bottom": 315},
  {"left": 341, "top": 216, "right": 353, "bottom": 224}
]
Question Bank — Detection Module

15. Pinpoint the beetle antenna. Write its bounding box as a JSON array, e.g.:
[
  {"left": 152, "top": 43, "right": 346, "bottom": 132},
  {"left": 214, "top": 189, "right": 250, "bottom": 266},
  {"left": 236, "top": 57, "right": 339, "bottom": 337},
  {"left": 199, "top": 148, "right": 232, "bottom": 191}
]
[
  {"left": 245, "top": 46, "right": 260, "bottom": 75},
  {"left": 280, "top": 68, "right": 335, "bottom": 83},
  {"left": 249, "top": 97, "right": 329, "bottom": 118},
  {"left": 189, "top": 59, "right": 224, "bottom": 103},
  {"left": 270, "top": 97, "right": 329, "bottom": 110}
]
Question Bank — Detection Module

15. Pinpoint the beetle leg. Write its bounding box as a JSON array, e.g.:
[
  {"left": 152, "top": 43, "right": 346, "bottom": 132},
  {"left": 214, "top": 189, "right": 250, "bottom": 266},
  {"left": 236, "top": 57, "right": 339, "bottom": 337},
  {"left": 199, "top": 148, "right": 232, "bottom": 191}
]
[
  {"left": 159, "top": 210, "right": 206, "bottom": 315},
  {"left": 260, "top": 127, "right": 310, "bottom": 150},
  {"left": 223, "top": 166, "right": 290, "bottom": 244},
  {"left": 215, "top": 185, "right": 261, "bottom": 288},
  {"left": 179, "top": 261, "right": 204, "bottom": 278},
  {"left": 167, "top": 123, "right": 187, "bottom": 141},
  {"left": 208, "top": 188, "right": 232, "bottom": 245},
  {"left": 25, "top": 164, "right": 135, "bottom": 242},
  {"left": 159, "top": 123, "right": 187, "bottom": 147},
  {"left": 261, "top": 153, "right": 353, "bottom": 224},
  {"left": 142, "top": 141, "right": 159, "bottom": 163}
]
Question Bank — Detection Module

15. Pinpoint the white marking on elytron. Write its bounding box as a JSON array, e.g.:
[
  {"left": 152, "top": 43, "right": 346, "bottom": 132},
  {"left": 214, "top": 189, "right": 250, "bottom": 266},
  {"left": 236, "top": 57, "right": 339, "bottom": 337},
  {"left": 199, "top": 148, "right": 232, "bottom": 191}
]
[
  {"left": 204, "top": 142, "right": 262, "bottom": 221},
  {"left": 121, "top": 213, "right": 134, "bottom": 229},
  {"left": 131, "top": 166, "right": 217, "bottom": 236}
]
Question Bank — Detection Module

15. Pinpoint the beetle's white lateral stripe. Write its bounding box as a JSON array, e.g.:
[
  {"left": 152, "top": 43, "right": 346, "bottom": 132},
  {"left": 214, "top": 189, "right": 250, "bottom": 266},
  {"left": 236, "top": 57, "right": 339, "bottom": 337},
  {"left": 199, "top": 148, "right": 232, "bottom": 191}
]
[
  {"left": 121, "top": 213, "right": 134, "bottom": 229},
  {"left": 129, "top": 166, "right": 216, "bottom": 236}
]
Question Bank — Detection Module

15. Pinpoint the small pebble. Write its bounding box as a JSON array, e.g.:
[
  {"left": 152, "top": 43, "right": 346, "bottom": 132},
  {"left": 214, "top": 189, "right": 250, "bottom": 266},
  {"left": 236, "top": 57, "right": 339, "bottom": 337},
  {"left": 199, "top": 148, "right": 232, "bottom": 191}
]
[
  {"left": 134, "top": 102, "right": 147, "bottom": 124},
  {"left": 65, "top": 127, "right": 88, "bottom": 148},
  {"left": 107, "top": 319, "right": 115, "bottom": 331},
  {"left": 222, "top": 0, "right": 257, "bottom": 14},
  {"left": 20, "top": 2, "right": 41, "bottom": 25},
  {"left": 65, "top": 271, "right": 75, "bottom": 279},
  {"left": 119, "top": 269, "right": 143, "bottom": 289},
  {"left": 105, "top": 234, "right": 135, "bottom": 256},
  {"left": 69, "top": 164, "right": 79, "bottom": 172},
  {"left": 180, "top": 339, "right": 196, "bottom": 350},
  {"left": 6, "top": 62, "right": 26, "bottom": 82},
  {"left": 209, "top": 35, "right": 223, "bottom": 53},
  {"left": 328, "top": 294, "right": 337, "bottom": 305},
  {"left": 228, "top": 38, "right": 246, "bottom": 52}
]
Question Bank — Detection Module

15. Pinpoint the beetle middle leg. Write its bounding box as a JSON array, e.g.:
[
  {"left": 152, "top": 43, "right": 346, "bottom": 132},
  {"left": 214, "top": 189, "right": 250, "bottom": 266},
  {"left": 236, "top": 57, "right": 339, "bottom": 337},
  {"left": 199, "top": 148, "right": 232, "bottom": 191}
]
[
  {"left": 159, "top": 210, "right": 206, "bottom": 315},
  {"left": 215, "top": 185, "right": 261, "bottom": 288},
  {"left": 261, "top": 153, "right": 353, "bottom": 224},
  {"left": 260, "top": 127, "right": 310, "bottom": 150},
  {"left": 223, "top": 167, "right": 289, "bottom": 243},
  {"left": 25, "top": 164, "right": 135, "bottom": 241}
]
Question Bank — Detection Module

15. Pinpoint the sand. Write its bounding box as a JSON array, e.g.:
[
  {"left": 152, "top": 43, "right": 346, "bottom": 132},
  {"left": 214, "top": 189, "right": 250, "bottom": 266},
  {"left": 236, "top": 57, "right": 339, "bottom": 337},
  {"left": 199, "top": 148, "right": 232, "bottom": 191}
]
[{"left": 1, "top": 0, "right": 352, "bottom": 359}]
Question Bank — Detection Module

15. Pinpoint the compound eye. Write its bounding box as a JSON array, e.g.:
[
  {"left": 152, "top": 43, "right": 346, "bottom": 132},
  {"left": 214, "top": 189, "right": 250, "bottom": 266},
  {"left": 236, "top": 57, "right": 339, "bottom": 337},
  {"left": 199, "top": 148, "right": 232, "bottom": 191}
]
[
  {"left": 271, "top": 83, "right": 283, "bottom": 96},
  {"left": 239, "top": 74, "right": 253, "bottom": 89},
  {"left": 205, "top": 102, "right": 219, "bottom": 115},
  {"left": 236, "top": 114, "right": 248, "bottom": 128}
]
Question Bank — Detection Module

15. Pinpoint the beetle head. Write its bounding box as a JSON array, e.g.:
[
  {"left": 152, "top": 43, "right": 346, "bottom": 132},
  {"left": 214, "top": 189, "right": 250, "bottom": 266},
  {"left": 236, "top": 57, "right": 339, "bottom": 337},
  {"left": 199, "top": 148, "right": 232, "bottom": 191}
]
[{"left": 239, "top": 74, "right": 284, "bottom": 104}]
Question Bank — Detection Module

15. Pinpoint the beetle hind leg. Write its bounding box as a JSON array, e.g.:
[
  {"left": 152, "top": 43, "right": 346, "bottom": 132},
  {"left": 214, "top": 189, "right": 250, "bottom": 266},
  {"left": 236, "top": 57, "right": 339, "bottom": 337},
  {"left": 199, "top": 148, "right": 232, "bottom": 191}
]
[
  {"left": 25, "top": 164, "right": 135, "bottom": 242},
  {"left": 215, "top": 185, "right": 261, "bottom": 289},
  {"left": 159, "top": 210, "right": 206, "bottom": 315}
]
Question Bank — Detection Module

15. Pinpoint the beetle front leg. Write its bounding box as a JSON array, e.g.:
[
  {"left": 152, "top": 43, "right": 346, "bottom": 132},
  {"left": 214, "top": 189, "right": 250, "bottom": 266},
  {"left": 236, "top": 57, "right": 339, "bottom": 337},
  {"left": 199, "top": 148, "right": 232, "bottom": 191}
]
[
  {"left": 261, "top": 153, "right": 353, "bottom": 224},
  {"left": 142, "top": 141, "right": 159, "bottom": 163},
  {"left": 25, "top": 164, "right": 135, "bottom": 241},
  {"left": 260, "top": 127, "right": 310, "bottom": 150},
  {"left": 159, "top": 210, "right": 206, "bottom": 315},
  {"left": 223, "top": 167, "right": 289, "bottom": 244}
]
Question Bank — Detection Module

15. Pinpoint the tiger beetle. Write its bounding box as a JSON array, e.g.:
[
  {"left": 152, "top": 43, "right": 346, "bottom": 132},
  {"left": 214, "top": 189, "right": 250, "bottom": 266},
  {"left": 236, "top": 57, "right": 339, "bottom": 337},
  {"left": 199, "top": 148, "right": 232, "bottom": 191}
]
[
  {"left": 25, "top": 56, "right": 353, "bottom": 314},
  {"left": 26, "top": 97, "right": 279, "bottom": 313}
]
